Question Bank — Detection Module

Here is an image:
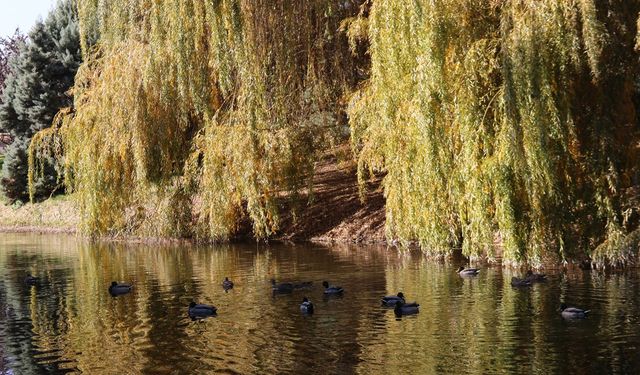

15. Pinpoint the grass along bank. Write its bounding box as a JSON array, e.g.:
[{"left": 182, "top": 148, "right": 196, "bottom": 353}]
[{"left": 0, "top": 195, "right": 78, "bottom": 233}]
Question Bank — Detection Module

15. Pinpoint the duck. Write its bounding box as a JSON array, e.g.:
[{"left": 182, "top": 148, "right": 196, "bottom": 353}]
[
  {"left": 271, "top": 279, "right": 294, "bottom": 293},
  {"left": 525, "top": 270, "right": 546, "bottom": 282},
  {"left": 222, "top": 277, "right": 234, "bottom": 290},
  {"left": 457, "top": 267, "right": 480, "bottom": 276},
  {"left": 108, "top": 281, "right": 132, "bottom": 296},
  {"left": 24, "top": 275, "right": 39, "bottom": 285},
  {"left": 188, "top": 301, "right": 217, "bottom": 319},
  {"left": 559, "top": 303, "right": 590, "bottom": 319},
  {"left": 322, "top": 281, "right": 344, "bottom": 295},
  {"left": 511, "top": 276, "right": 532, "bottom": 287},
  {"left": 394, "top": 301, "right": 419, "bottom": 317},
  {"left": 300, "top": 297, "right": 314, "bottom": 314}
]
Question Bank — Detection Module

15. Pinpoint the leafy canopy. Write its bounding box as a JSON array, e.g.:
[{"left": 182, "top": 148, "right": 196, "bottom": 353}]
[
  {"left": 349, "top": 0, "right": 640, "bottom": 265},
  {"left": 35, "top": 0, "right": 363, "bottom": 238}
]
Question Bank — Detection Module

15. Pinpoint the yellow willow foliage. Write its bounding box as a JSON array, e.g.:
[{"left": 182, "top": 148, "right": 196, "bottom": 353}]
[
  {"left": 31, "top": 0, "right": 362, "bottom": 238},
  {"left": 350, "top": 0, "right": 639, "bottom": 264}
]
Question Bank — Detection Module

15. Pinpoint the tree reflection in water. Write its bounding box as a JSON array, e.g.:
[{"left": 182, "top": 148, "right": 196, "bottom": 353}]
[{"left": 0, "top": 234, "right": 639, "bottom": 374}]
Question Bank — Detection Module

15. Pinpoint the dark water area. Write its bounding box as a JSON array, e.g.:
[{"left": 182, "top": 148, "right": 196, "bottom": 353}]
[{"left": 1, "top": 233, "right": 640, "bottom": 374}]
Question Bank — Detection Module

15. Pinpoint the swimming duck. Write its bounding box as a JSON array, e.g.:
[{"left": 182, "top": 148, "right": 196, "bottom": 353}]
[
  {"left": 394, "top": 301, "right": 419, "bottom": 316},
  {"left": 322, "top": 281, "right": 344, "bottom": 295},
  {"left": 108, "top": 281, "right": 132, "bottom": 296},
  {"left": 300, "top": 297, "right": 314, "bottom": 314},
  {"left": 188, "top": 301, "right": 217, "bottom": 319},
  {"left": 271, "top": 279, "right": 294, "bottom": 293},
  {"left": 525, "top": 270, "right": 547, "bottom": 282},
  {"left": 222, "top": 277, "right": 234, "bottom": 290},
  {"left": 559, "top": 303, "right": 590, "bottom": 319},
  {"left": 24, "top": 275, "right": 39, "bottom": 285},
  {"left": 457, "top": 267, "right": 480, "bottom": 276},
  {"left": 511, "top": 276, "right": 532, "bottom": 287}
]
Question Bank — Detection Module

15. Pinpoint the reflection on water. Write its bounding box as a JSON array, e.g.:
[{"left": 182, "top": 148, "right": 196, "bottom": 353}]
[{"left": 1, "top": 234, "right": 640, "bottom": 374}]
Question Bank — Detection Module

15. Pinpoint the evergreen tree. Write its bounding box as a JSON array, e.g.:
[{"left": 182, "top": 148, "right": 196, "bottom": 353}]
[
  {"left": 0, "top": 139, "right": 26, "bottom": 201},
  {"left": 0, "top": 29, "right": 27, "bottom": 102},
  {"left": 0, "top": 0, "right": 81, "bottom": 202}
]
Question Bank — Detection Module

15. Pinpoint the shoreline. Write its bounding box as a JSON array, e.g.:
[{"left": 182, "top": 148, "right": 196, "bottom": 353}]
[
  {"left": 0, "top": 222, "right": 627, "bottom": 271},
  {"left": 0, "top": 156, "right": 634, "bottom": 269},
  {"left": 0, "top": 225, "right": 76, "bottom": 234}
]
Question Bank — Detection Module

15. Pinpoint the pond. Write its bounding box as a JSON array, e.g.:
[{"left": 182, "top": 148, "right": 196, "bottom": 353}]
[{"left": 1, "top": 233, "right": 639, "bottom": 374}]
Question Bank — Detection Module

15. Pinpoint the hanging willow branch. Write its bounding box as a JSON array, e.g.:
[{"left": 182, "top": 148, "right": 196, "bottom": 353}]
[
  {"left": 349, "top": 0, "right": 640, "bottom": 265},
  {"left": 31, "top": 0, "right": 365, "bottom": 239}
]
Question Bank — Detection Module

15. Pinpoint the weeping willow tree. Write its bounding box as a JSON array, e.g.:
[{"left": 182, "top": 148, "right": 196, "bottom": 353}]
[
  {"left": 349, "top": 0, "right": 640, "bottom": 265},
  {"left": 30, "top": 0, "right": 364, "bottom": 239},
  {"left": 31, "top": 0, "right": 640, "bottom": 265}
]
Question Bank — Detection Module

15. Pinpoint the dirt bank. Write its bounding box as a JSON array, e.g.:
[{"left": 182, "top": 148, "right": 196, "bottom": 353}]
[{"left": 275, "top": 155, "right": 386, "bottom": 244}]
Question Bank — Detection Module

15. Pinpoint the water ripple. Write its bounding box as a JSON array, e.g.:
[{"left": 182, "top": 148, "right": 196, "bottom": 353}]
[{"left": 1, "top": 235, "right": 640, "bottom": 374}]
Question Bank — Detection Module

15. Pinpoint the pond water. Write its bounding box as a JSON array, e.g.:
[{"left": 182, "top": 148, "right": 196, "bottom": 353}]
[{"left": 1, "top": 233, "right": 640, "bottom": 374}]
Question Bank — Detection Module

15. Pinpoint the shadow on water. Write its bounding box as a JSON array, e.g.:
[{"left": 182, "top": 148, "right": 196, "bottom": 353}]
[{"left": 1, "top": 233, "right": 640, "bottom": 374}]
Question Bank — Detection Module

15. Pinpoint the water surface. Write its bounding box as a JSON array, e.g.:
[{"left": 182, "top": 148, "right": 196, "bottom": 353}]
[{"left": 1, "top": 233, "right": 639, "bottom": 374}]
